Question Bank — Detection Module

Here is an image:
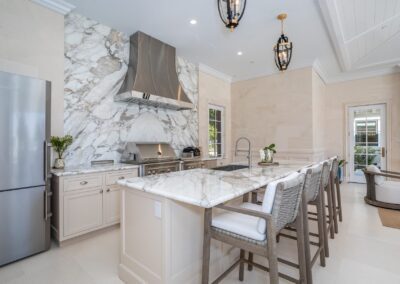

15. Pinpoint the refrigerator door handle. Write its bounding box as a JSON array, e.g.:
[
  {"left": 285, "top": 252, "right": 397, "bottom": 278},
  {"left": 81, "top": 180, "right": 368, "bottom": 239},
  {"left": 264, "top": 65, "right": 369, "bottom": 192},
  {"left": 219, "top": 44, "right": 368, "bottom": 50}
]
[
  {"left": 44, "top": 141, "right": 47, "bottom": 181},
  {"left": 44, "top": 141, "right": 52, "bottom": 181},
  {"left": 44, "top": 190, "right": 53, "bottom": 220}
]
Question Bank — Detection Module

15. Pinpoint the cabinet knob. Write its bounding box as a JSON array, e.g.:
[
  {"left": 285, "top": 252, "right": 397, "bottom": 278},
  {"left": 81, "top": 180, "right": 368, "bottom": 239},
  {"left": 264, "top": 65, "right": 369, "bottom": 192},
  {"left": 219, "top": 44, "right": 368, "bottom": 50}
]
[
  {"left": 80, "top": 181, "right": 88, "bottom": 185},
  {"left": 100, "top": 189, "right": 103, "bottom": 193},
  {"left": 118, "top": 176, "right": 125, "bottom": 180},
  {"left": 107, "top": 188, "right": 110, "bottom": 192}
]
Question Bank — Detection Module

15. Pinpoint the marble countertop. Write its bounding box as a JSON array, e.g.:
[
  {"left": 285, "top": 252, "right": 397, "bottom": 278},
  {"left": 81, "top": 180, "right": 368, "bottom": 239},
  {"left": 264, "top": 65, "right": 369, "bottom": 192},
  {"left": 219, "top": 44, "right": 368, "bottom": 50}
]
[
  {"left": 118, "top": 162, "right": 310, "bottom": 208},
  {"left": 51, "top": 163, "right": 140, "bottom": 177}
]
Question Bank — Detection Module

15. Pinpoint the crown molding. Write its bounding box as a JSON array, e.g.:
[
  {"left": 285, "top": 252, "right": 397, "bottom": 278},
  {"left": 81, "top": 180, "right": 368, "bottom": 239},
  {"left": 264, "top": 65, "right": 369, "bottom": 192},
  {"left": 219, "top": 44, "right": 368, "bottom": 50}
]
[
  {"left": 312, "top": 59, "right": 328, "bottom": 84},
  {"left": 31, "top": 0, "right": 75, "bottom": 15},
  {"left": 199, "top": 64, "right": 232, "bottom": 83},
  {"left": 327, "top": 67, "right": 400, "bottom": 84}
]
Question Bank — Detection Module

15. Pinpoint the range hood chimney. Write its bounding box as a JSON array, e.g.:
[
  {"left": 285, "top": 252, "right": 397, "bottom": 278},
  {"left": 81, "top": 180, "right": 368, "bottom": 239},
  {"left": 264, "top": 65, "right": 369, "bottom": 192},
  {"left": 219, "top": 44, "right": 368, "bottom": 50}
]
[{"left": 115, "top": 31, "right": 193, "bottom": 110}]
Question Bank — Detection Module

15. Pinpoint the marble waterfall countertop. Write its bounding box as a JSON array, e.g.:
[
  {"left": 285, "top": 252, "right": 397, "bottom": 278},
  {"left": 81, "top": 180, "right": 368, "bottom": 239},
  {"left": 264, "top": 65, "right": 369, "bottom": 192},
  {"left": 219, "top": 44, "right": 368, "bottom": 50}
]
[
  {"left": 51, "top": 163, "right": 139, "bottom": 177},
  {"left": 118, "top": 162, "right": 310, "bottom": 208}
]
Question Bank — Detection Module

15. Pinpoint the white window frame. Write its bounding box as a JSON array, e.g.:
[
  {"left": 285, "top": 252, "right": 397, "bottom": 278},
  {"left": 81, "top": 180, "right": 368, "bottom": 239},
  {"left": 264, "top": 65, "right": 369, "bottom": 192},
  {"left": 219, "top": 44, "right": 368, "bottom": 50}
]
[{"left": 207, "top": 104, "right": 225, "bottom": 159}]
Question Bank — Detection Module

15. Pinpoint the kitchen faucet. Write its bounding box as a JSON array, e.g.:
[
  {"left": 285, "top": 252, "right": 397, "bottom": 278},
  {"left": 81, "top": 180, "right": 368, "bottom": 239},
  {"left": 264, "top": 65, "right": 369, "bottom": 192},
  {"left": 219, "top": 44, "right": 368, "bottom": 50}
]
[{"left": 235, "top": 137, "right": 251, "bottom": 168}]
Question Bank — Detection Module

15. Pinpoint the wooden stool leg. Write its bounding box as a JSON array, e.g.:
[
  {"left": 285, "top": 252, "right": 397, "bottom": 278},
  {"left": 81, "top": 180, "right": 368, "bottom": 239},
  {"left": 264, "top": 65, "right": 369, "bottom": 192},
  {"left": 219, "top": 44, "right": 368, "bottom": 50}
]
[
  {"left": 239, "top": 249, "right": 245, "bottom": 281},
  {"left": 330, "top": 174, "right": 339, "bottom": 234},
  {"left": 267, "top": 232, "right": 279, "bottom": 284},
  {"left": 202, "top": 208, "right": 212, "bottom": 284},
  {"left": 248, "top": 252, "right": 253, "bottom": 271},
  {"left": 325, "top": 181, "right": 335, "bottom": 239},
  {"left": 316, "top": 192, "right": 326, "bottom": 267},
  {"left": 320, "top": 185, "right": 330, "bottom": 257},
  {"left": 247, "top": 191, "right": 257, "bottom": 272},
  {"left": 302, "top": 194, "right": 313, "bottom": 284},
  {"left": 336, "top": 178, "right": 343, "bottom": 222},
  {"left": 296, "top": 202, "right": 307, "bottom": 284}
]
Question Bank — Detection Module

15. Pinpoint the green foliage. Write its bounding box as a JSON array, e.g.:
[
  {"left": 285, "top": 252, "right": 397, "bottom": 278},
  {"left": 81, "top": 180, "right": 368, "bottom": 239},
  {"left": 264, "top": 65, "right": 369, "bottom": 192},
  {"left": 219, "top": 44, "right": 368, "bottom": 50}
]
[
  {"left": 50, "top": 135, "right": 73, "bottom": 159},
  {"left": 264, "top": 143, "right": 277, "bottom": 154},
  {"left": 354, "top": 146, "right": 379, "bottom": 166}
]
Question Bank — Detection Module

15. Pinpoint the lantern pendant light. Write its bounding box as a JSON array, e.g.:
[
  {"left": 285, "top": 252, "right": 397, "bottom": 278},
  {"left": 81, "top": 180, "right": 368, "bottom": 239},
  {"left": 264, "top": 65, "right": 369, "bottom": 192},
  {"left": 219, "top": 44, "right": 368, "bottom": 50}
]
[
  {"left": 274, "top": 13, "right": 293, "bottom": 71},
  {"left": 218, "top": 0, "right": 247, "bottom": 32}
]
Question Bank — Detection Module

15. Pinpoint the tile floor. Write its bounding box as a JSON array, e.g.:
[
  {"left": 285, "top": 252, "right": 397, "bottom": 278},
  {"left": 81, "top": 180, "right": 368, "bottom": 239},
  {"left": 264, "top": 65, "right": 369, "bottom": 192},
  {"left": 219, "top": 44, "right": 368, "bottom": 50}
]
[{"left": 1, "top": 183, "right": 400, "bottom": 284}]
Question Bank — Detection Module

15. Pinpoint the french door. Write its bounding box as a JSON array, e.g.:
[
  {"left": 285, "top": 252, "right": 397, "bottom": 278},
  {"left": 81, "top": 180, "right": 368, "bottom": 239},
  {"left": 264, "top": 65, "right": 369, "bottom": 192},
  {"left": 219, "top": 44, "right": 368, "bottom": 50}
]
[{"left": 348, "top": 104, "right": 386, "bottom": 183}]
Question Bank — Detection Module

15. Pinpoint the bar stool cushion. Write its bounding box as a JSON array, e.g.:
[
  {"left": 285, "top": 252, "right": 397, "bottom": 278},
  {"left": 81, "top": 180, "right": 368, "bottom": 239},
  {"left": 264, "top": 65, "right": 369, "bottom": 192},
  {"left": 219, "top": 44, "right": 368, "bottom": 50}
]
[
  {"left": 366, "top": 165, "right": 385, "bottom": 185},
  {"left": 212, "top": 202, "right": 266, "bottom": 241},
  {"left": 376, "top": 181, "right": 400, "bottom": 204}
]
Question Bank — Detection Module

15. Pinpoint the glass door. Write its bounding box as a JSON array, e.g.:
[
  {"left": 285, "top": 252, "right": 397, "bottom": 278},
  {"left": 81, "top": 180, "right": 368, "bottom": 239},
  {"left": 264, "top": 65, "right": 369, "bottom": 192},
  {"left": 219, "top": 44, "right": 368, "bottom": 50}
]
[{"left": 348, "top": 104, "right": 386, "bottom": 183}]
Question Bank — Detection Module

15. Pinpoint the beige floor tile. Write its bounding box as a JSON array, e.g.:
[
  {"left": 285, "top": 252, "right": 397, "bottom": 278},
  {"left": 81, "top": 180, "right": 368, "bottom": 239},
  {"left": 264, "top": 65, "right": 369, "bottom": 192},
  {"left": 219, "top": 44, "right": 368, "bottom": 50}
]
[{"left": 1, "top": 182, "right": 400, "bottom": 283}]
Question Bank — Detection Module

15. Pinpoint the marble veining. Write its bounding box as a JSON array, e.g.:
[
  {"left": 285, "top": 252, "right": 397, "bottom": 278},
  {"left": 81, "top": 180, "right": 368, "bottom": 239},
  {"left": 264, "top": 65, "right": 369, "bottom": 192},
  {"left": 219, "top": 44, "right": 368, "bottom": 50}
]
[
  {"left": 118, "top": 163, "right": 309, "bottom": 208},
  {"left": 64, "top": 13, "right": 199, "bottom": 167},
  {"left": 51, "top": 163, "right": 139, "bottom": 177}
]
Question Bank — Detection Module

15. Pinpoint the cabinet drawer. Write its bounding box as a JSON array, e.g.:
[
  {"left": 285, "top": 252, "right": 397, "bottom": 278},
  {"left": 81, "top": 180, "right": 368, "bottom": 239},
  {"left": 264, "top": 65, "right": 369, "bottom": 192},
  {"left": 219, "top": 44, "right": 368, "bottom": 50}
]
[
  {"left": 105, "top": 170, "right": 138, "bottom": 185},
  {"left": 63, "top": 175, "right": 103, "bottom": 192}
]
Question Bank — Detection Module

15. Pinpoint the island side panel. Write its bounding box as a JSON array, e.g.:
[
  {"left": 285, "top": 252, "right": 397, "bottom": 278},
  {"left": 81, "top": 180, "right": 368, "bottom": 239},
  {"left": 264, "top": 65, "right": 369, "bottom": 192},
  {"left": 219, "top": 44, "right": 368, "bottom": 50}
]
[
  {"left": 120, "top": 187, "right": 240, "bottom": 284},
  {"left": 120, "top": 188, "right": 165, "bottom": 284},
  {"left": 165, "top": 199, "right": 240, "bottom": 283}
]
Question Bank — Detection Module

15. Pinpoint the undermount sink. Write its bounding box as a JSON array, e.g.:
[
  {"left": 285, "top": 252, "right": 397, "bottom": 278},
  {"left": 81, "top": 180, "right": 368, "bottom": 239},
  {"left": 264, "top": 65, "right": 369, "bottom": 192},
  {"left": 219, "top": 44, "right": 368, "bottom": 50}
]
[{"left": 212, "top": 164, "right": 249, "bottom": 171}]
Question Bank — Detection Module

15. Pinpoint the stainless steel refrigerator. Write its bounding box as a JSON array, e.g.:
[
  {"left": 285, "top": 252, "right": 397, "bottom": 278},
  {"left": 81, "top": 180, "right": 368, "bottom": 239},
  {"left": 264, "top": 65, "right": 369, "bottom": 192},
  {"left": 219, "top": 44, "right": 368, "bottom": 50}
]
[{"left": 0, "top": 71, "right": 52, "bottom": 266}]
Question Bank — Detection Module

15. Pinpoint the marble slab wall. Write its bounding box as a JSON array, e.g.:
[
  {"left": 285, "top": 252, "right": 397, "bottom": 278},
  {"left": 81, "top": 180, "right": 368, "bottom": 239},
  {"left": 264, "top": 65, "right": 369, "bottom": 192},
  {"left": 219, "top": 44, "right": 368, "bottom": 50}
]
[{"left": 64, "top": 13, "right": 199, "bottom": 166}]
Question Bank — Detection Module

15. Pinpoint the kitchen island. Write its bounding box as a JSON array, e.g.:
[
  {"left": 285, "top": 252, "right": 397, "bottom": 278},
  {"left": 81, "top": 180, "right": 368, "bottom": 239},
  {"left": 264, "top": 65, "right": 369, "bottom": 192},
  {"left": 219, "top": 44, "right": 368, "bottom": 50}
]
[{"left": 117, "top": 163, "right": 309, "bottom": 284}]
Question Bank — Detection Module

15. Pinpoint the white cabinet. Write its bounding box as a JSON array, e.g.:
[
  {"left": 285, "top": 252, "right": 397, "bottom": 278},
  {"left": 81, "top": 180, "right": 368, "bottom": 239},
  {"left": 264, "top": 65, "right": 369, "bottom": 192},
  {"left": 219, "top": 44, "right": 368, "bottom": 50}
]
[
  {"left": 64, "top": 188, "right": 103, "bottom": 236},
  {"left": 104, "top": 186, "right": 121, "bottom": 225},
  {"left": 51, "top": 167, "right": 138, "bottom": 244}
]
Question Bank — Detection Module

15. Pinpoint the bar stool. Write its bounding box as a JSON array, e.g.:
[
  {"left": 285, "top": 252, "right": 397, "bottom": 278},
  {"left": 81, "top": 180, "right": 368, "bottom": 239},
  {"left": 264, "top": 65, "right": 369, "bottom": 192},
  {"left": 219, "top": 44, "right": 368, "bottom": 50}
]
[
  {"left": 201, "top": 172, "right": 307, "bottom": 284},
  {"left": 329, "top": 157, "right": 342, "bottom": 234},
  {"left": 278, "top": 163, "right": 325, "bottom": 284},
  {"left": 308, "top": 160, "right": 334, "bottom": 256}
]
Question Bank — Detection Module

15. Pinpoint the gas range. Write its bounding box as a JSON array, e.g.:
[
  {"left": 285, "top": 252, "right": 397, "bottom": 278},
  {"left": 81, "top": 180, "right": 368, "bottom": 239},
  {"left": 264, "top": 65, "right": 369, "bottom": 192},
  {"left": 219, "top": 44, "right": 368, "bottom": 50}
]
[
  {"left": 121, "top": 142, "right": 181, "bottom": 176},
  {"left": 121, "top": 142, "right": 204, "bottom": 176}
]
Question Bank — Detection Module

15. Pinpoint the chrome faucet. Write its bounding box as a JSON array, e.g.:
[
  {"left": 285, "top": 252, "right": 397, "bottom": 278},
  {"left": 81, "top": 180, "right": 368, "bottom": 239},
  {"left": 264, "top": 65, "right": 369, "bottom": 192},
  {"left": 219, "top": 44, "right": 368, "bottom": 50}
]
[{"left": 235, "top": 137, "right": 251, "bottom": 168}]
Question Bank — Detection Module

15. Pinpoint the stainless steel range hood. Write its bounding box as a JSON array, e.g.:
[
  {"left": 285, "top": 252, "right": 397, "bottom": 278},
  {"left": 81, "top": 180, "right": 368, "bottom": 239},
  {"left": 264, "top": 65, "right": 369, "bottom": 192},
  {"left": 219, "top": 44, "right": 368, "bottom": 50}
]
[{"left": 115, "top": 31, "right": 193, "bottom": 110}]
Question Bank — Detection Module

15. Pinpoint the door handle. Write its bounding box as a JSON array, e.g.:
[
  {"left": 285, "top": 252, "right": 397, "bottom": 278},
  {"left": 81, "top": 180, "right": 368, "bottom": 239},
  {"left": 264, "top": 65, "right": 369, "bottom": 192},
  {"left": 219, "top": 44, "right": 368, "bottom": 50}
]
[
  {"left": 44, "top": 141, "right": 52, "bottom": 181},
  {"left": 381, "top": 147, "right": 385, "bottom": 158},
  {"left": 44, "top": 190, "right": 53, "bottom": 220}
]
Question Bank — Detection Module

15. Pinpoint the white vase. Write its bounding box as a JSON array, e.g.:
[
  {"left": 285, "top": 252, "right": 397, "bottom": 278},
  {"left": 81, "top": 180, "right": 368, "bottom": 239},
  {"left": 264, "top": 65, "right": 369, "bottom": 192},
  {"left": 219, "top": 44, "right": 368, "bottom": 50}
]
[
  {"left": 264, "top": 149, "right": 274, "bottom": 163},
  {"left": 54, "top": 158, "right": 65, "bottom": 169}
]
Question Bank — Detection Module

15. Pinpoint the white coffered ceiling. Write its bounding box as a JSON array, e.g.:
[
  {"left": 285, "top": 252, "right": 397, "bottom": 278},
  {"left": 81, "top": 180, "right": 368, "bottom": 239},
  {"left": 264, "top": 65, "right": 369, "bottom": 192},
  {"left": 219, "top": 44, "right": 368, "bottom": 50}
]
[
  {"left": 58, "top": 0, "right": 400, "bottom": 82},
  {"left": 318, "top": 0, "right": 400, "bottom": 80}
]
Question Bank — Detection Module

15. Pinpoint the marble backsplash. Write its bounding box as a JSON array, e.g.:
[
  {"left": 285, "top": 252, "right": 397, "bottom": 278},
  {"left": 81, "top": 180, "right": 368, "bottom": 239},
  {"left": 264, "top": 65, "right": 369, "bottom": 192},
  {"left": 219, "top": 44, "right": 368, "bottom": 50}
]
[{"left": 64, "top": 13, "right": 199, "bottom": 166}]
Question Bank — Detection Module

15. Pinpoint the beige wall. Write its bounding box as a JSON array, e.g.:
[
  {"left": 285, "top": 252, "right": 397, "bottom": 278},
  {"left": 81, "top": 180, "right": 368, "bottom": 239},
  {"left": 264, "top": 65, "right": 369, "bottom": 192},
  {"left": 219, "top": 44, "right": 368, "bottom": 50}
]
[
  {"left": 198, "top": 71, "right": 232, "bottom": 165},
  {"left": 0, "top": 0, "right": 64, "bottom": 135},
  {"left": 231, "top": 67, "right": 324, "bottom": 161},
  {"left": 312, "top": 70, "right": 327, "bottom": 154},
  {"left": 324, "top": 73, "right": 400, "bottom": 171},
  {"left": 231, "top": 66, "right": 400, "bottom": 171}
]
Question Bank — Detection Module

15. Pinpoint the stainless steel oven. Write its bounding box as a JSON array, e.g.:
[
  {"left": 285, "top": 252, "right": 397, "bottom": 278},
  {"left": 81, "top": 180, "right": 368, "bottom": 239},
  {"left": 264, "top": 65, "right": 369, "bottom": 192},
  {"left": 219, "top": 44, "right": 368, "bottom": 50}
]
[
  {"left": 142, "top": 161, "right": 181, "bottom": 176},
  {"left": 181, "top": 159, "right": 205, "bottom": 171}
]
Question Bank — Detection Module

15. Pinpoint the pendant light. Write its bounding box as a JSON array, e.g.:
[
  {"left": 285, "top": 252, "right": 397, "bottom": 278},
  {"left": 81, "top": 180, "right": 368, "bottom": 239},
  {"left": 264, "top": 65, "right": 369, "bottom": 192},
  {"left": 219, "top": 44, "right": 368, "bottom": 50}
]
[
  {"left": 274, "top": 13, "right": 293, "bottom": 71},
  {"left": 218, "top": 0, "right": 247, "bottom": 31}
]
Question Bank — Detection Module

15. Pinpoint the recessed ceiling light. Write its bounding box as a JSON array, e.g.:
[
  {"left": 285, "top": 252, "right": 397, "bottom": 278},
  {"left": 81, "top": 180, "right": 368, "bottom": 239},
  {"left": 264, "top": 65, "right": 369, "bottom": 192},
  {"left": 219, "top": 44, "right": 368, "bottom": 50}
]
[
  {"left": 190, "top": 19, "right": 197, "bottom": 25},
  {"left": 237, "top": 51, "right": 243, "bottom": 56}
]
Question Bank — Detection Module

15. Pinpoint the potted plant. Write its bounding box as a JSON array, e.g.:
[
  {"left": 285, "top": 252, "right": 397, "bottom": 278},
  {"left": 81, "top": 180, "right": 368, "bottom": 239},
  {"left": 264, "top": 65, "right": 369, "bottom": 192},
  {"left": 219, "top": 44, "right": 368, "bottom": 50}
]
[
  {"left": 50, "top": 135, "right": 73, "bottom": 169},
  {"left": 263, "top": 143, "right": 277, "bottom": 163}
]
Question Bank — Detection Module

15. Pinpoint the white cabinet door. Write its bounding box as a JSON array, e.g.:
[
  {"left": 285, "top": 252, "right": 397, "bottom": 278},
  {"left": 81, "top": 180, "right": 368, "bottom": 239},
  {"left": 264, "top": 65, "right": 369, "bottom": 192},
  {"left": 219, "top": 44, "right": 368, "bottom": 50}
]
[
  {"left": 104, "top": 186, "right": 121, "bottom": 225},
  {"left": 64, "top": 189, "right": 103, "bottom": 237}
]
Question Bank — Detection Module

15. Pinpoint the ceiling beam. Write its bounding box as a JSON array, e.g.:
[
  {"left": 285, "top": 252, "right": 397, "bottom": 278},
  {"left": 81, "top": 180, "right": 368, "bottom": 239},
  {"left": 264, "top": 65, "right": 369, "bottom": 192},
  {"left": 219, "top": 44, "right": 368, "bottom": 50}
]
[{"left": 317, "top": 0, "right": 352, "bottom": 71}]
